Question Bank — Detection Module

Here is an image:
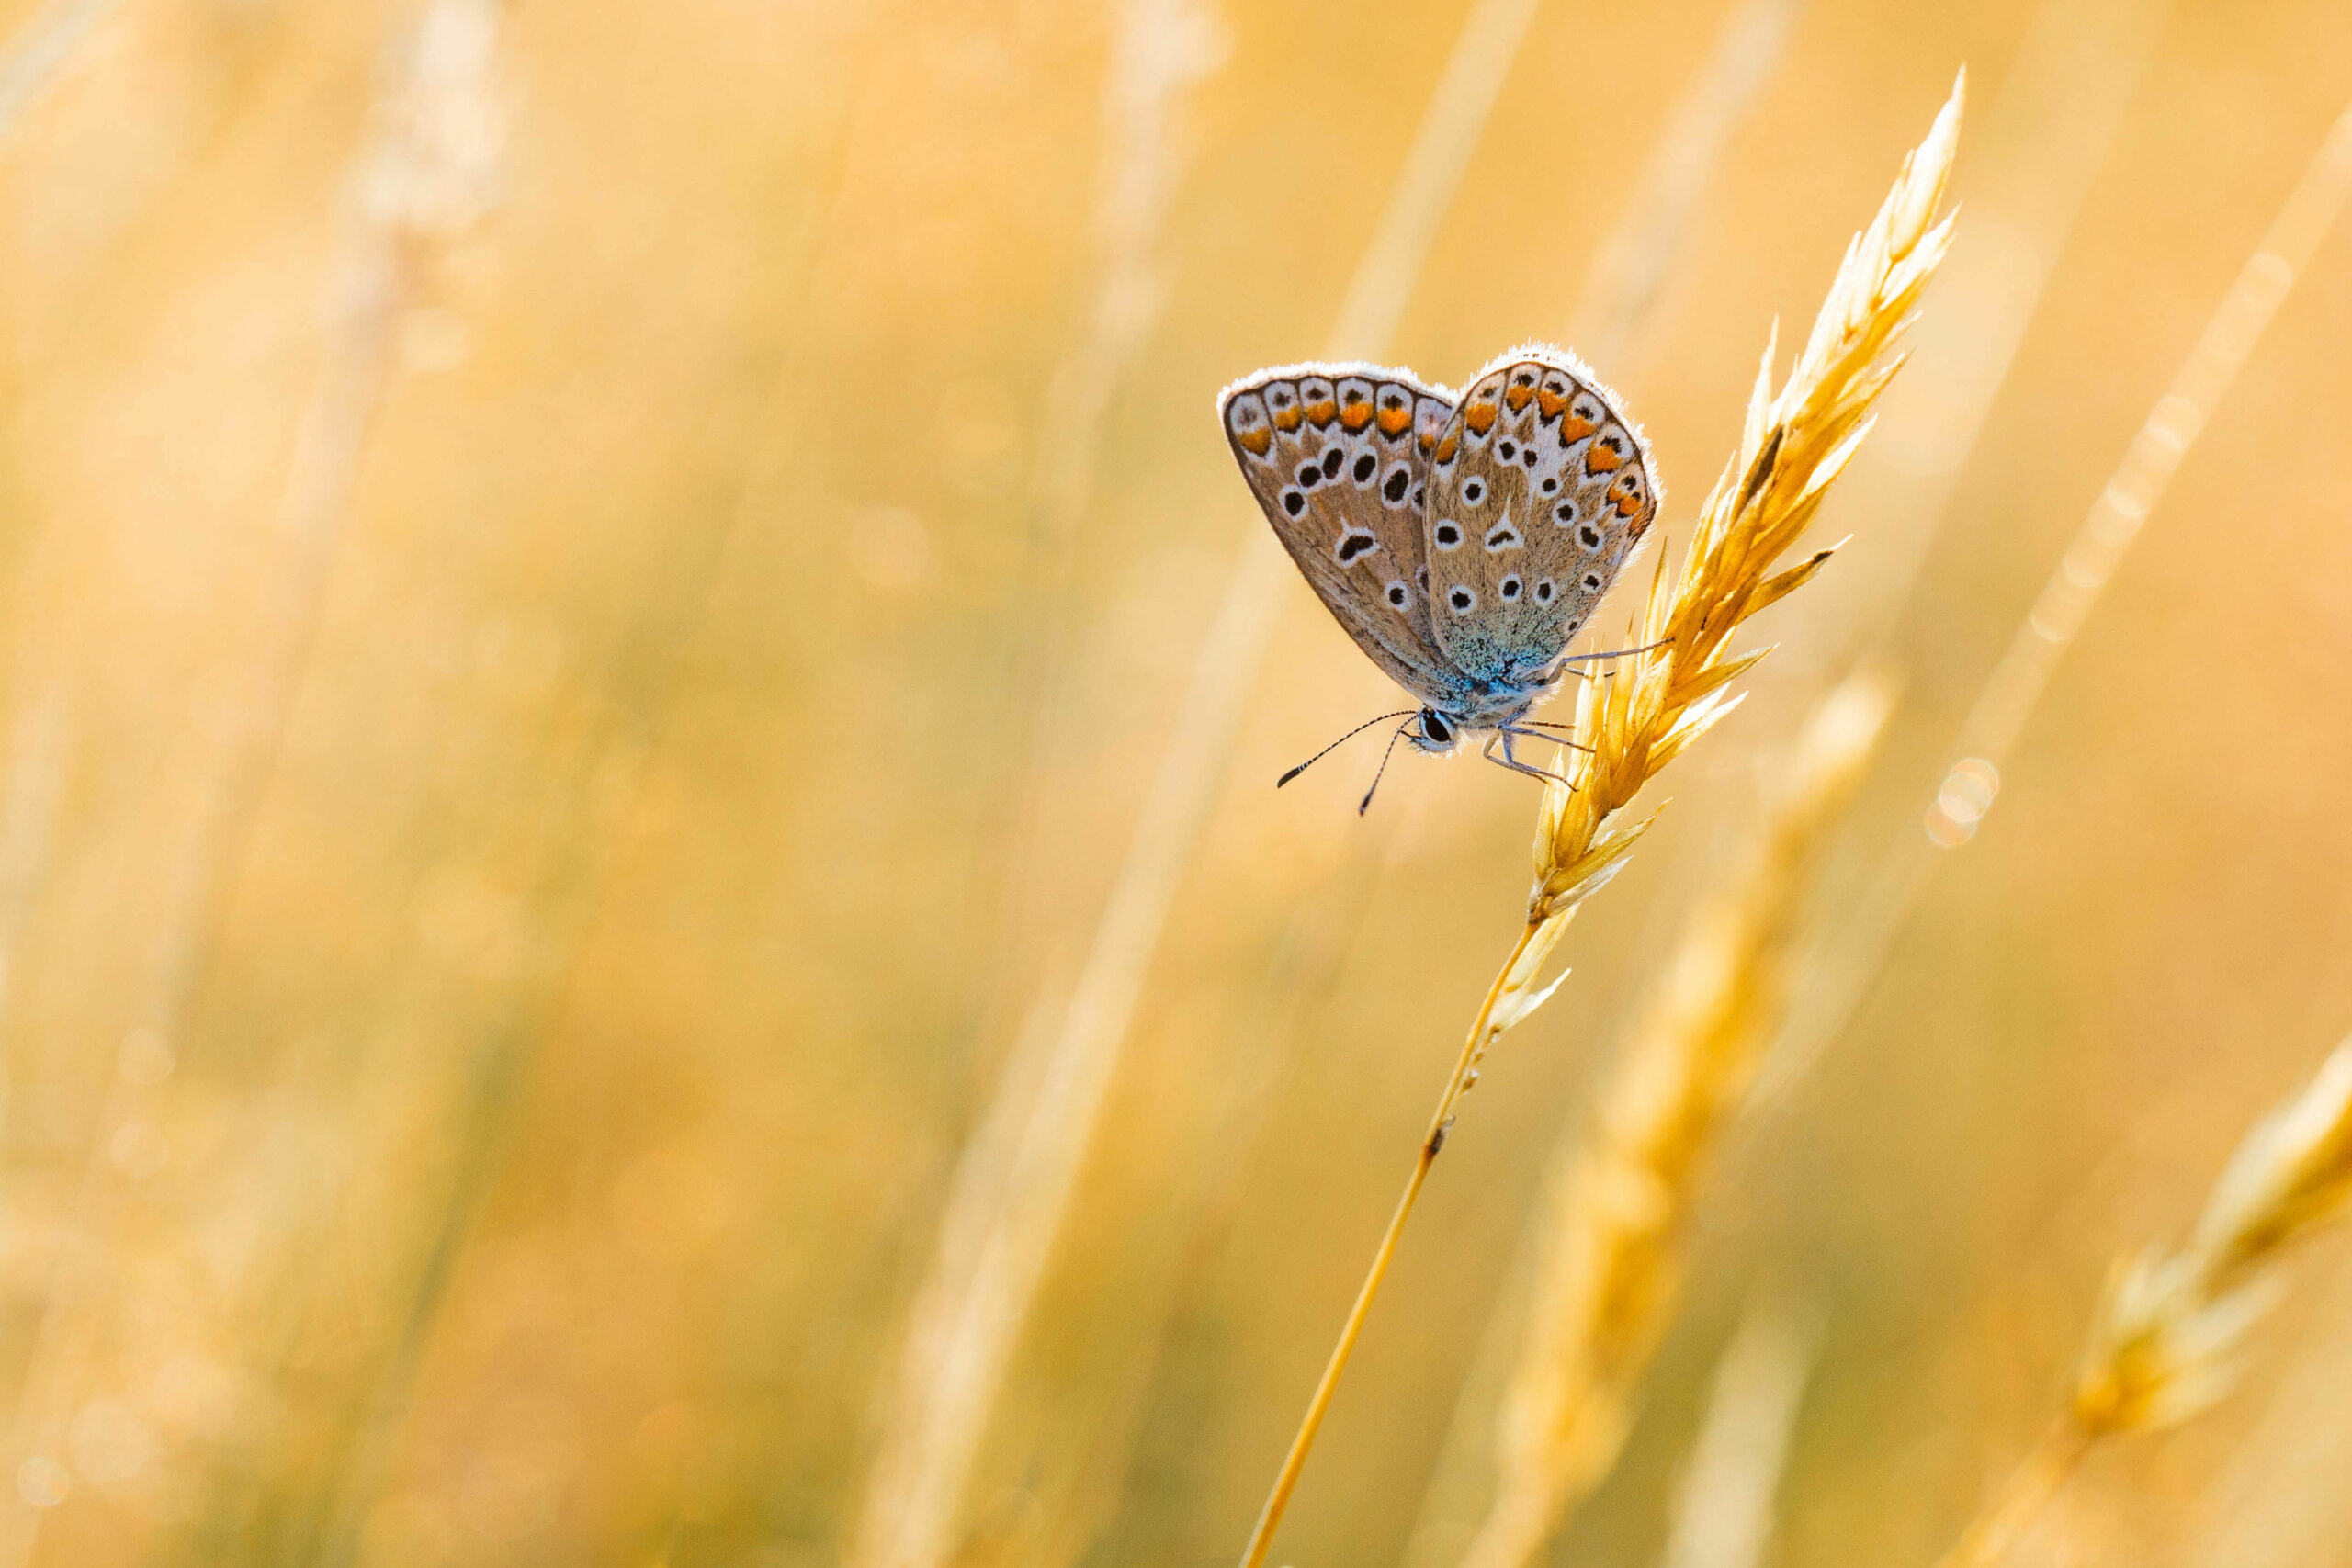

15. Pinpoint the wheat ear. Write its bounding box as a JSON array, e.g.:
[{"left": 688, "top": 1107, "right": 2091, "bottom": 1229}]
[
  {"left": 1937, "top": 1038, "right": 2352, "bottom": 1568},
  {"left": 1235, "top": 72, "right": 1962, "bottom": 1568}
]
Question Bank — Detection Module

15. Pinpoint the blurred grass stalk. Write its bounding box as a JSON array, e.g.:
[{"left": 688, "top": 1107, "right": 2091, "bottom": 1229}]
[
  {"left": 1934, "top": 1036, "right": 2352, "bottom": 1568},
  {"left": 1455, "top": 673, "right": 1888, "bottom": 1568},
  {"left": 966, "top": 0, "right": 1227, "bottom": 995},
  {"left": 1761, "top": 90, "right": 2352, "bottom": 1108},
  {"left": 1564, "top": 0, "right": 1799, "bottom": 375},
  {"left": 0, "top": 0, "right": 129, "bottom": 139},
  {"left": 0, "top": 0, "right": 503, "bottom": 1551},
  {"left": 848, "top": 2, "right": 1544, "bottom": 1563},
  {"left": 1238, "top": 79, "right": 1962, "bottom": 1568},
  {"left": 1801, "top": 0, "right": 2165, "bottom": 666},
  {"left": 0, "top": 686, "right": 68, "bottom": 1025},
  {"left": 1658, "top": 1295, "right": 1819, "bottom": 1568}
]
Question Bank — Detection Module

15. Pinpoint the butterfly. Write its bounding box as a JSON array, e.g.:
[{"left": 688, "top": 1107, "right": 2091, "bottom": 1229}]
[{"left": 1218, "top": 344, "right": 1662, "bottom": 807}]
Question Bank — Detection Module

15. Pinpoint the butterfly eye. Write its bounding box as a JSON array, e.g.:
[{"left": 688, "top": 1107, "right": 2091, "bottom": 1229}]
[
  {"left": 1535, "top": 578, "right": 1555, "bottom": 604},
  {"left": 1555, "top": 502, "right": 1577, "bottom": 524},
  {"left": 1577, "top": 524, "right": 1602, "bottom": 549},
  {"left": 1582, "top": 571, "right": 1603, "bottom": 592},
  {"left": 1335, "top": 529, "right": 1379, "bottom": 564},
  {"left": 1352, "top": 453, "right": 1377, "bottom": 483},
  {"left": 1297, "top": 463, "right": 1320, "bottom": 487},
  {"left": 1541, "top": 478, "right": 1557, "bottom": 493},
  {"left": 1321, "top": 446, "right": 1344, "bottom": 479},
  {"left": 1433, "top": 521, "right": 1463, "bottom": 549},
  {"left": 1463, "top": 479, "right": 1486, "bottom": 504},
  {"left": 1498, "top": 574, "right": 1521, "bottom": 600},
  {"left": 1382, "top": 468, "right": 1410, "bottom": 504},
  {"left": 1483, "top": 522, "right": 1521, "bottom": 551},
  {"left": 1282, "top": 491, "right": 1305, "bottom": 516},
  {"left": 1498, "top": 442, "right": 1516, "bottom": 460},
  {"left": 1447, "top": 586, "right": 1476, "bottom": 615},
  {"left": 1385, "top": 581, "right": 1409, "bottom": 608}
]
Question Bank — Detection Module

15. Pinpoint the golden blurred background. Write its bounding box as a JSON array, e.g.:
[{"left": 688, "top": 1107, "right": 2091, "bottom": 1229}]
[{"left": 0, "top": 0, "right": 2348, "bottom": 1564}]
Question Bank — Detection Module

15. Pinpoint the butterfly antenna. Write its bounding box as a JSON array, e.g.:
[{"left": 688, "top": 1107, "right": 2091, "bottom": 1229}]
[
  {"left": 1277, "top": 708, "right": 1418, "bottom": 788},
  {"left": 1357, "top": 719, "right": 1416, "bottom": 816}
]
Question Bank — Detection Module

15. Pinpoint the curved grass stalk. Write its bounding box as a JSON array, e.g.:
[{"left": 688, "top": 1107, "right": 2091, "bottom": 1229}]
[{"left": 1236, "top": 72, "right": 1964, "bottom": 1568}]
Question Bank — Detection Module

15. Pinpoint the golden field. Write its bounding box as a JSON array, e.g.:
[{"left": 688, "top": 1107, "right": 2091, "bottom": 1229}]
[{"left": 0, "top": 1, "right": 2349, "bottom": 1565}]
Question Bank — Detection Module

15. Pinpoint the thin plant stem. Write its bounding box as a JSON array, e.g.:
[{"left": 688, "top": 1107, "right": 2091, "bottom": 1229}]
[
  {"left": 1933, "top": 1422, "right": 2093, "bottom": 1568},
  {"left": 1238, "top": 919, "right": 1545, "bottom": 1568}
]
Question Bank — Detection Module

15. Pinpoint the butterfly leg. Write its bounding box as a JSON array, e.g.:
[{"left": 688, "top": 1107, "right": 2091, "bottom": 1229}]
[
  {"left": 1504, "top": 722, "right": 1594, "bottom": 754},
  {"left": 1483, "top": 731, "right": 1571, "bottom": 787}
]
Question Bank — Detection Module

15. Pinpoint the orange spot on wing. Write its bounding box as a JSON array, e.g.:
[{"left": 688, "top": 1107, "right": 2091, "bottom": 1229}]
[
  {"left": 1272, "top": 405, "right": 1303, "bottom": 433},
  {"left": 1557, "top": 415, "right": 1596, "bottom": 444},
  {"left": 1237, "top": 426, "right": 1272, "bottom": 457},
  {"left": 1306, "top": 399, "right": 1338, "bottom": 426},
  {"left": 1433, "top": 434, "right": 1459, "bottom": 464},
  {"left": 1585, "top": 443, "right": 1623, "bottom": 474},
  {"left": 1609, "top": 474, "right": 1645, "bottom": 513},
  {"left": 1377, "top": 405, "right": 1413, "bottom": 437},
  {"left": 1340, "top": 398, "right": 1374, "bottom": 432},
  {"left": 1463, "top": 402, "right": 1498, "bottom": 434},
  {"left": 1504, "top": 384, "right": 1533, "bottom": 412},
  {"left": 1537, "top": 389, "right": 1567, "bottom": 418}
]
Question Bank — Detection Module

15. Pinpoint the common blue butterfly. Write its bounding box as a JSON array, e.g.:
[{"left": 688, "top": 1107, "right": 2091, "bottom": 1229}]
[{"left": 1220, "top": 344, "right": 1661, "bottom": 806}]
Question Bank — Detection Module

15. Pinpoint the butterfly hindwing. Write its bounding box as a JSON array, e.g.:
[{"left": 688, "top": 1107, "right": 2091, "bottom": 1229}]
[
  {"left": 1220, "top": 363, "right": 1458, "bottom": 703},
  {"left": 1420, "top": 346, "right": 1661, "bottom": 685}
]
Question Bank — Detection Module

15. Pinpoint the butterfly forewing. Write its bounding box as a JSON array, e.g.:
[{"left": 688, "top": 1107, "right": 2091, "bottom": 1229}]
[
  {"left": 1220, "top": 363, "right": 1458, "bottom": 703},
  {"left": 1420, "top": 347, "right": 1660, "bottom": 685}
]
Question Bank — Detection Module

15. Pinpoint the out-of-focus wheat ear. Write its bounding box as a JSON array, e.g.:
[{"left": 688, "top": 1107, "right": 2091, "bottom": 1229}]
[
  {"left": 1458, "top": 674, "right": 1894, "bottom": 1568},
  {"left": 2074, "top": 1039, "right": 2352, "bottom": 1436},
  {"left": 1937, "top": 1037, "right": 2352, "bottom": 1568}
]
